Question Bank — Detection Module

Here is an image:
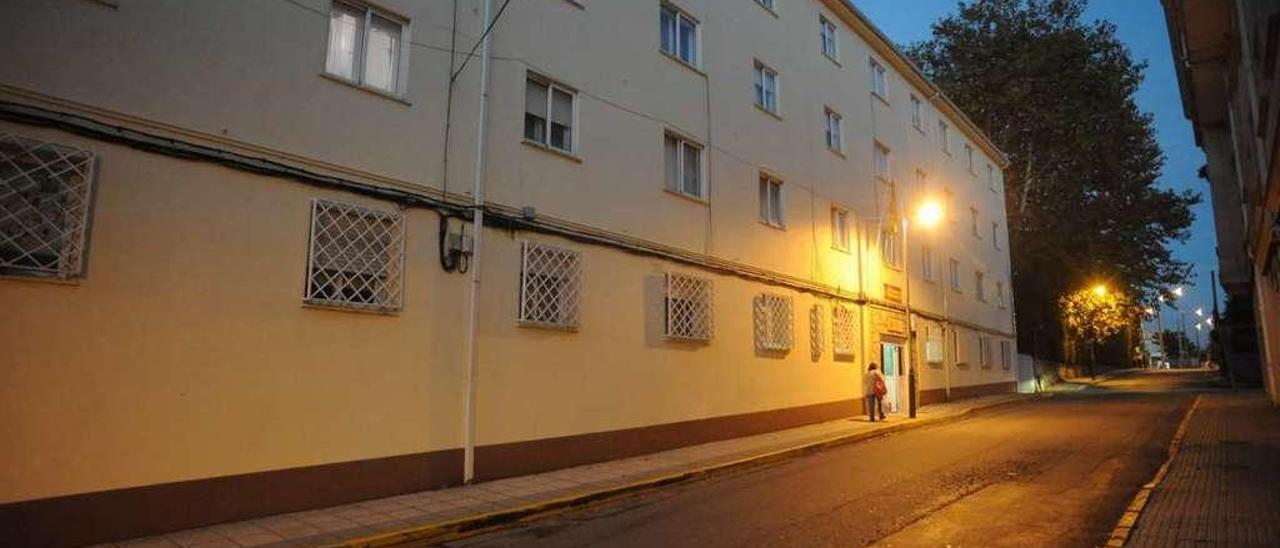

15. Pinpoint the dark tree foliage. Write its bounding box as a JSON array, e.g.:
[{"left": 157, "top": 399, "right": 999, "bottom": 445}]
[{"left": 906, "top": 0, "right": 1199, "bottom": 360}]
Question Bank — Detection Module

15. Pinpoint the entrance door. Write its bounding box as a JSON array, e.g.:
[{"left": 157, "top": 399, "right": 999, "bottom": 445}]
[{"left": 880, "top": 342, "right": 903, "bottom": 413}]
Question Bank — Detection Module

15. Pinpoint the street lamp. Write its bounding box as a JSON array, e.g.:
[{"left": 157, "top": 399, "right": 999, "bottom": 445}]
[
  {"left": 904, "top": 197, "right": 945, "bottom": 419},
  {"left": 1093, "top": 284, "right": 1108, "bottom": 297}
]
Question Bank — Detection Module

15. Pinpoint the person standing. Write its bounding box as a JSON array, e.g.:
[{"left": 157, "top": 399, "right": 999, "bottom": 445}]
[{"left": 865, "top": 362, "right": 887, "bottom": 422}]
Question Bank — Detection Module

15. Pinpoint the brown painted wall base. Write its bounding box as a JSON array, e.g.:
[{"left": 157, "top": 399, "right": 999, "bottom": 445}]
[
  {"left": 920, "top": 380, "right": 1018, "bottom": 406},
  {"left": 0, "top": 449, "right": 463, "bottom": 548}
]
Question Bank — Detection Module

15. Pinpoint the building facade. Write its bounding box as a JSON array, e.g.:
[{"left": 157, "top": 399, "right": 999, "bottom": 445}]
[
  {"left": 1164, "top": 0, "right": 1279, "bottom": 402},
  {"left": 0, "top": 0, "right": 1015, "bottom": 544}
]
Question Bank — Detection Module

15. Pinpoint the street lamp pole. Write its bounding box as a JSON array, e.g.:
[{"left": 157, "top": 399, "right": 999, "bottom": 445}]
[{"left": 903, "top": 214, "right": 918, "bottom": 419}]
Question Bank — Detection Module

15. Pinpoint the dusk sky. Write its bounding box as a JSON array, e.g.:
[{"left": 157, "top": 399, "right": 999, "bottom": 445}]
[{"left": 854, "top": 0, "right": 1218, "bottom": 335}]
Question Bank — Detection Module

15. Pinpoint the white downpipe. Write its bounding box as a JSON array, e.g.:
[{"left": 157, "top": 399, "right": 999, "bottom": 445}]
[{"left": 463, "top": 0, "right": 494, "bottom": 485}]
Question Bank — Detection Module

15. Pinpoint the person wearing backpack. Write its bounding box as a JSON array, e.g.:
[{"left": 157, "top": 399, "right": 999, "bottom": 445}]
[{"left": 865, "top": 362, "right": 887, "bottom": 422}]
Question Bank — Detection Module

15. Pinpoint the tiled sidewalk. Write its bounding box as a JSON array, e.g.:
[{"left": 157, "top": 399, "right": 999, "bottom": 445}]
[
  {"left": 1126, "top": 392, "right": 1280, "bottom": 547},
  {"left": 100, "top": 393, "right": 1029, "bottom": 548}
]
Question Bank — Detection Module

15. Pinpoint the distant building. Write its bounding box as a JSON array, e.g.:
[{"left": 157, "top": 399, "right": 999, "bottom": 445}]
[
  {"left": 0, "top": 0, "right": 1014, "bottom": 544},
  {"left": 1163, "top": 0, "right": 1278, "bottom": 401}
]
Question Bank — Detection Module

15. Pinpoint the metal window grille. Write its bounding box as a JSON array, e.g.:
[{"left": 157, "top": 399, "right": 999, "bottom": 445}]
[
  {"left": 754, "top": 293, "right": 794, "bottom": 351},
  {"left": 519, "top": 241, "right": 582, "bottom": 329},
  {"left": 0, "top": 133, "right": 96, "bottom": 279},
  {"left": 304, "top": 198, "right": 405, "bottom": 312},
  {"left": 809, "top": 304, "right": 825, "bottom": 360},
  {"left": 665, "top": 272, "right": 712, "bottom": 341},
  {"left": 832, "top": 303, "right": 858, "bottom": 358}
]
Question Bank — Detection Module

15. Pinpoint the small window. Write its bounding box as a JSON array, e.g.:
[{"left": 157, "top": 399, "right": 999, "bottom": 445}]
[
  {"left": 965, "top": 143, "right": 975, "bottom": 173},
  {"left": 880, "top": 227, "right": 901, "bottom": 268},
  {"left": 665, "top": 272, "right": 713, "bottom": 341},
  {"left": 869, "top": 58, "right": 887, "bottom": 98},
  {"left": 819, "top": 16, "right": 838, "bottom": 60},
  {"left": 759, "top": 174, "right": 785, "bottom": 228},
  {"left": 925, "top": 327, "right": 944, "bottom": 364},
  {"left": 754, "top": 293, "right": 794, "bottom": 351},
  {"left": 921, "top": 245, "right": 935, "bottom": 281},
  {"left": 939, "top": 121, "right": 951, "bottom": 154},
  {"left": 914, "top": 169, "right": 927, "bottom": 190},
  {"left": 987, "top": 163, "right": 997, "bottom": 191},
  {"left": 664, "top": 133, "right": 704, "bottom": 199},
  {"left": 978, "top": 336, "right": 992, "bottom": 368},
  {"left": 949, "top": 258, "right": 961, "bottom": 292},
  {"left": 756, "top": 0, "right": 776, "bottom": 11},
  {"left": 519, "top": 241, "right": 582, "bottom": 329},
  {"left": 661, "top": 3, "right": 699, "bottom": 66},
  {"left": 992, "top": 222, "right": 1001, "bottom": 250},
  {"left": 910, "top": 95, "right": 923, "bottom": 130},
  {"left": 873, "top": 142, "right": 890, "bottom": 180},
  {"left": 809, "top": 304, "right": 825, "bottom": 359},
  {"left": 975, "top": 270, "right": 986, "bottom": 301},
  {"left": 832, "top": 303, "right": 858, "bottom": 358},
  {"left": 525, "top": 76, "right": 576, "bottom": 154},
  {"left": 1001, "top": 340, "right": 1013, "bottom": 370},
  {"left": 325, "top": 1, "right": 407, "bottom": 95},
  {"left": 970, "top": 207, "right": 980, "bottom": 237},
  {"left": 304, "top": 199, "right": 405, "bottom": 312},
  {"left": 996, "top": 281, "right": 1007, "bottom": 308},
  {"left": 831, "top": 207, "right": 850, "bottom": 251},
  {"left": 0, "top": 133, "right": 96, "bottom": 280},
  {"left": 754, "top": 61, "right": 779, "bottom": 114},
  {"left": 824, "top": 108, "right": 843, "bottom": 152}
]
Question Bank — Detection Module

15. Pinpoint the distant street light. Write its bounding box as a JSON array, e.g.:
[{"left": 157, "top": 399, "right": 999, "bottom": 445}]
[{"left": 1092, "top": 284, "right": 1108, "bottom": 297}]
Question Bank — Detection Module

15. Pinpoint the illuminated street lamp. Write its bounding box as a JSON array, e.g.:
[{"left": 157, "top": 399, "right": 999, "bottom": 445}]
[
  {"left": 1092, "top": 284, "right": 1108, "bottom": 297},
  {"left": 903, "top": 197, "right": 945, "bottom": 419}
]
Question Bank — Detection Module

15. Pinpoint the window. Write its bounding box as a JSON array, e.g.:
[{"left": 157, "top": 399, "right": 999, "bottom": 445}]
[
  {"left": 996, "top": 281, "right": 1007, "bottom": 308},
  {"left": 910, "top": 94, "right": 923, "bottom": 130},
  {"left": 992, "top": 222, "right": 1001, "bottom": 249},
  {"left": 975, "top": 270, "right": 986, "bottom": 302},
  {"left": 304, "top": 199, "right": 406, "bottom": 312},
  {"left": 525, "top": 76, "right": 576, "bottom": 154},
  {"left": 939, "top": 121, "right": 951, "bottom": 154},
  {"left": 759, "top": 174, "right": 785, "bottom": 227},
  {"left": 756, "top": 0, "right": 776, "bottom": 11},
  {"left": 665, "top": 272, "right": 713, "bottom": 341},
  {"left": 660, "top": 3, "right": 698, "bottom": 66},
  {"left": 831, "top": 208, "right": 850, "bottom": 251},
  {"left": 965, "top": 143, "right": 975, "bottom": 173},
  {"left": 754, "top": 61, "right": 779, "bottom": 114},
  {"left": 325, "top": 1, "right": 406, "bottom": 95},
  {"left": 925, "top": 326, "right": 944, "bottom": 364},
  {"left": 880, "top": 227, "right": 901, "bottom": 268},
  {"left": 987, "top": 164, "right": 997, "bottom": 191},
  {"left": 1001, "top": 340, "right": 1013, "bottom": 370},
  {"left": 874, "top": 142, "right": 890, "bottom": 180},
  {"left": 869, "top": 58, "right": 887, "bottom": 98},
  {"left": 810, "top": 304, "right": 825, "bottom": 359},
  {"left": 949, "top": 258, "right": 961, "bottom": 292},
  {"left": 819, "top": 16, "right": 838, "bottom": 60},
  {"left": 0, "top": 133, "right": 96, "bottom": 280},
  {"left": 978, "top": 336, "right": 992, "bottom": 368},
  {"left": 518, "top": 241, "right": 582, "bottom": 329},
  {"left": 914, "top": 169, "right": 927, "bottom": 190},
  {"left": 824, "top": 108, "right": 843, "bottom": 152},
  {"left": 921, "top": 245, "right": 935, "bottom": 281},
  {"left": 832, "top": 303, "right": 858, "bottom": 358},
  {"left": 664, "top": 133, "right": 703, "bottom": 199},
  {"left": 754, "top": 293, "right": 794, "bottom": 351},
  {"left": 970, "top": 207, "right": 980, "bottom": 237}
]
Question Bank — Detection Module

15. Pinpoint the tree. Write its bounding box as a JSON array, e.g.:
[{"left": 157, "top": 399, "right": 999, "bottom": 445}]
[
  {"left": 1060, "top": 286, "right": 1130, "bottom": 375},
  {"left": 906, "top": 0, "right": 1200, "bottom": 361}
]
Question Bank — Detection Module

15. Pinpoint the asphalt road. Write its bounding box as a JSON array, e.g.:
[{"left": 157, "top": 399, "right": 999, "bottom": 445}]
[{"left": 441, "top": 371, "right": 1217, "bottom": 548}]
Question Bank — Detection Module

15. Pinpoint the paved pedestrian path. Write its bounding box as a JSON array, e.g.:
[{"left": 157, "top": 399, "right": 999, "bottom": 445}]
[
  {"left": 98, "top": 394, "right": 1029, "bottom": 547},
  {"left": 1126, "top": 391, "right": 1280, "bottom": 547}
]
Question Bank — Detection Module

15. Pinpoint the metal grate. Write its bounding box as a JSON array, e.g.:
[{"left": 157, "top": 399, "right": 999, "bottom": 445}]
[
  {"left": 304, "top": 198, "right": 405, "bottom": 312},
  {"left": 519, "top": 241, "right": 582, "bottom": 329},
  {"left": 832, "top": 303, "right": 858, "bottom": 358},
  {"left": 0, "top": 133, "right": 96, "bottom": 279},
  {"left": 753, "top": 293, "right": 794, "bottom": 351},
  {"left": 810, "top": 304, "right": 825, "bottom": 360},
  {"left": 665, "top": 272, "right": 712, "bottom": 341}
]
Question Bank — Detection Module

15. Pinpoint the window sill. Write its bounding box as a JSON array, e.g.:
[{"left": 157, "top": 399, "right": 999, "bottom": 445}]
[
  {"left": 913, "top": 124, "right": 926, "bottom": 136},
  {"left": 660, "top": 50, "right": 706, "bottom": 77},
  {"left": 562, "top": 0, "right": 585, "bottom": 9},
  {"left": 884, "top": 263, "right": 903, "bottom": 272},
  {"left": 831, "top": 245, "right": 852, "bottom": 254},
  {"left": 664, "top": 188, "right": 709, "bottom": 205},
  {"left": 827, "top": 146, "right": 846, "bottom": 159},
  {"left": 823, "top": 53, "right": 842, "bottom": 68},
  {"left": 320, "top": 72, "right": 411, "bottom": 106},
  {"left": 522, "top": 139, "right": 584, "bottom": 163},
  {"left": 0, "top": 272, "right": 83, "bottom": 286},
  {"left": 754, "top": 103, "right": 783, "bottom": 120},
  {"left": 760, "top": 219, "right": 787, "bottom": 231},
  {"left": 302, "top": 300, "right": 400, "bottom": 316},
  {"left": 517, "top": 319, "right": 580, "bottom": 332},
  {"left": 872, "top": 92, "right": 890, "bottom": 106},
  {"left": 753, "top": 0, "right": 778, "bottom": 16}
]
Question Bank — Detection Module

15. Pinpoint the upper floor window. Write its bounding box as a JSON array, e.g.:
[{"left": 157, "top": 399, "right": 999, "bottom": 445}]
[
  {"left": 996, "top": 281, "right": 1007, "bottom": 308},
  {"left": 975, "top": 270, "right": 986, "bottom": 301},
  {"left": 756, "top": 0, "right": 776, "bottom": 11},
  {"left": 754, "top": 61, "right": 779, "bottom": 114},
  {"left": 831, "top": 207, "right": 850, "bottom": 251},
  {"left": 525, "top": 75, "right": 576, "bottom": 154},
  {"left": 921, "top": 245, "right": 935, "bottom": 281},
  {"left": 0, "top": 133, "right": 96, "bottom": 280},
  {"left": 824, "top": 108, "right": 843, "bottom": 152},
  {"left": 991, "top": 222, "right": 1001, "bottom": 249},
  {"left": 970, "top": 207, "right": 980, "bottom": 238},
  {"left": 939, "top": 121, "right": 951, "bottom": 155},
  {"left": 874, "top": 142, "right": 890, "bottom": 180},
  {"left": 869, "top": 58, "right": 887, "bottom": 98},
  {"left": 949, "top": 258, "right": 961, "bottom": 292},
  {"left": 880, "top": 228, "right": 901, "bottom": 268},
  {"left": 664, "top": 133, "right": 703, "bottom": 199},
  {"left": 660, "top": 3, "right": 699, "bottom": 66},
  {"left": 819, "top": 16, "right": 839, "bottom": 60},
  {"left": 325, "top": 1, "right": 407, "bottom": 95},
  {"left": 987, "top": 163, "right": 997, "bottom": 191},
  {"left": 965, "top": 143, "right": 975, "bottom": 173},
  {"left": 914, "top": 169, "right": 927, "bottom": 190},
  {"left": 910, "top": 95, "right": 923, "bottom": 130},
  {"left": 759, "top": 173, "right": 785, "bottom": 228}
]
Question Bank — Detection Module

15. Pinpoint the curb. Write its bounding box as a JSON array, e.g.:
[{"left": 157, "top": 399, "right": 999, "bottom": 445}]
[
  {"left": 331, "top": 394, "right": 1035, "bottom": 547},
  {"left": 1105, "top": 394, "right": 1201, "bottom": 547}
]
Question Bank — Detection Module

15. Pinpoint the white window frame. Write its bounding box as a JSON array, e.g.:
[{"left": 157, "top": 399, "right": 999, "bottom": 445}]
[
  {"left": 910, "top": 94, "right": 923, "bottom": 131},
  {"left": 660, "top": 2, "right": 700, "bottom": 67},
  {"left": 832, "top": 302, "right": 858, "bottom": 358},
  {"left": 921, "top": 244, "right": 935, "bottom": 282},
  {"left": 323, "top": 1, "right": 410, "bottom": 97},
  {"left": 978, "top": 336, "right": 992, "bottom": 368},
  {"left": 518, "top": 241, "right": 583, "bottom": 330},
  {"left": 754, "top": 60, "right": 780, "bottom": 114},
  {"left": 949, "top": 258, "right": 961, "bottom": 292},
  {"left": 869, "top": 58, "right": 887, "bottom": 99},
  {"left": 0, "top": 133, "right": 97, "bottom": 280},
  {"left": 759, "top": 173, "right": 785, "bottom": 228},
  {"left": 880, "top": 227, "right": 901, "bottom": 269},
  {"left": 873, "top": 142, "right": 890, "bottom": 181},
  {"left": 664, "top": 132, "right": 705, "bottom": 200},
  {"left": 755, "top": 0, "right": 776, "bottom": 12},
  {"left": 665, "top": 272, "right": 713, "bottom": 341},
  {"left": 819, "top": 16, "right": 839, "bottom": 61},
  {"left": 925, "top": 326, "right": 944, "bottom": 365},
  {"left": 939, "top": 120, "right": 952, "bottom": 155},
  {"left": 996, "top": 280, "right": 1007, "bottom": 308},
  {"left": 524, "top": 74, "right": 578, "bottom": 155},
  {"left": 754, "top": 293, "right": 795, "bottom": 351},
  {"left": 975, "top": 270, "right": 986, "bottom": 302},
  {"left": 965, "top": 143, "right": 975, "bottom": 174},
  {"left": 303, "top": 198, "right": 406, "bottom": 313},
  {"left": 987, "top": 163, "right": 997, "bottom": 191},
  {"left": 831, "top": 207, "right": 850, "bottom": 251},
  {"left": 824, "top": 107, "right": 843, "bottom": 153}
]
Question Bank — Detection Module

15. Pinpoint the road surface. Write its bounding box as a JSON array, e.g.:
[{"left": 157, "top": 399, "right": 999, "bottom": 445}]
[{"left": 439, "top": 370, "right": 1218, "bottom": 547}]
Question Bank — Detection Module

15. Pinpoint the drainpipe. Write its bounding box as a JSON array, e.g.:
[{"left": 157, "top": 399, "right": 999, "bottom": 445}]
[{"left": 462, "top": 0, "right": 494, "bottom": 485}]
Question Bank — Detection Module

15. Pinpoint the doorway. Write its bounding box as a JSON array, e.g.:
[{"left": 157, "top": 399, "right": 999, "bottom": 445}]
[{"left": 880, "top": 342, "right": 904, "bottom": 413}]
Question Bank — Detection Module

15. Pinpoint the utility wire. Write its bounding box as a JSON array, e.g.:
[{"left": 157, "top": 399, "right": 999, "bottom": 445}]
[{"left": 450, "top": 0, "right": 513, "bottom": 84}]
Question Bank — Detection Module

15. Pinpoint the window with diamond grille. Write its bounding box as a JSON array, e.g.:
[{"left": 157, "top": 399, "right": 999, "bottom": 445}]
[
  {"left": 519, "top": 241, "right": 582, "bottom": 329},
  {"left": 665, "top": 272, "right": 712, "bottom": 341},
  {"left": 809, "top": 304, "right": 825, "bottom": 360},
  {"left": 0, "top": 133, "right": 96, "bottom": 279},
  {"left": 832, "top": 303, "right": 858, "bottom": 358},
  {"left": 753, "top": 293, "right": 794, "bottom": 351},
  {"left": 304, "top": 199, "right": 405, "bottom": 312}
]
